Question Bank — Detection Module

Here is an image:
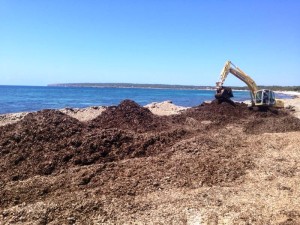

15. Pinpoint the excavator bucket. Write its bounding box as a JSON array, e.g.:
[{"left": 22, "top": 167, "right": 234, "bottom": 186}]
[
  {"left": 215, "top": 86, "right": 233, "bottom": 99},
  {"left": 215, "top": 87, "right": 235, "bottom": 106}
]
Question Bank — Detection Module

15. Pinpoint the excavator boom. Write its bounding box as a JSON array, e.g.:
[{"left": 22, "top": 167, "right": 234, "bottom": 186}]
[{"left": 216, "top": 61, "right": 258, "bottom": 101}]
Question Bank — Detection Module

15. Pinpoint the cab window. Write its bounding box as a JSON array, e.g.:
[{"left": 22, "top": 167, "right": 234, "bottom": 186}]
[{"left": 255, "top": 91, "right": 262, "bottom": 104}]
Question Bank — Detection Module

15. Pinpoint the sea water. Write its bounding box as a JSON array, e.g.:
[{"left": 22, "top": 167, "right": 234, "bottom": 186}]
[{"left": 0, "top": 85, "right": 292, "bottom": 114}]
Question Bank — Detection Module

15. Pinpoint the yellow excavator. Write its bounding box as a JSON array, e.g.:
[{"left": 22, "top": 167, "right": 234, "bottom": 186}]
[{"left": 215, "top": 60, "right": 284, "bottom": 108}]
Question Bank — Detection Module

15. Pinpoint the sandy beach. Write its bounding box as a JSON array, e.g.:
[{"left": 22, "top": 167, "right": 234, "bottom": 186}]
[
  {"left": 1, "top": 94, "right": 300, "bottom": 224},
  {"left": 276, "top": 91, "right": 300, "bottom": 119},
  {"left": 0, "top": 100, "right": 188, "bottom": 126},
  {"left": 2, "top": 0, "right": 299, "bottom": 223},
  {"left": 1, "top": 93, "right": 300, "bottom": 126},
  {"left": 0, "top": 91, "right": 300, "bottom": 126}
]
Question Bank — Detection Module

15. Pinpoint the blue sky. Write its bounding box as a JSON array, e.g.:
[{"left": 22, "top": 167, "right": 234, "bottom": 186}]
[{"left": 0, "top": 0, "right": 299, "bottom": 86}]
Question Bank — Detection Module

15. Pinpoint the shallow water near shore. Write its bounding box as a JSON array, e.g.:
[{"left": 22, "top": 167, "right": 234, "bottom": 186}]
[{"left": 0, "top": 85, "right": 292, "bottom": 114}]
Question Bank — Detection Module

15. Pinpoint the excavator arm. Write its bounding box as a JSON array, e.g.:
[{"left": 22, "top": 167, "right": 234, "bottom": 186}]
[{"left": 216, "top": 61, "right": 258, "bottom": 102}]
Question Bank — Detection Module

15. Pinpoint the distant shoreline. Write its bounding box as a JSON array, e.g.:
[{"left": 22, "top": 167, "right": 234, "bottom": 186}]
[
  {"left": 48, "top": 83, "right": 214, "bottom": 90},
  {"left": 48, "top": 83, "right": 300, "bottom": 92}
]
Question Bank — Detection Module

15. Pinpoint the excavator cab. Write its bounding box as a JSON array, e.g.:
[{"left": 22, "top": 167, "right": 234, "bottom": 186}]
[{"left": 254, "top": 89, "right": 276, "bottom": 106}]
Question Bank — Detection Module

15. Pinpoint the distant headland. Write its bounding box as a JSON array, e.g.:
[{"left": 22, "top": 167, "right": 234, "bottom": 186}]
[
  {"left": 48, "top": 83, "right": 300, "bottom": 92},
  {"left": 48, "top": 83, "right": 214, "bottom": 90}
]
